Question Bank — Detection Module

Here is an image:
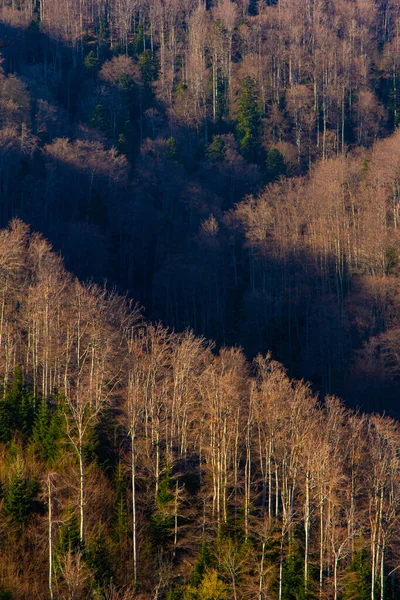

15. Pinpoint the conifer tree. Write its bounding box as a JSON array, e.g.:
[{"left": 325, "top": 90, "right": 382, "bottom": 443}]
[
  {"left": 4, "top": 472, "right": 39, "bottom": 526},
  {"left": 236, "top": 76, "right": 261, "bottom": 162}
]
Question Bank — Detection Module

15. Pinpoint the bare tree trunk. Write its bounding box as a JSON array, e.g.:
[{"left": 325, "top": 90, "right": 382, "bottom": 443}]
[
  {"left": 48, "top": 474, "right": 54, "bottom": 600},
  {"left": 79, "top": 440, "right": 85, "bottom": 544},
  {"left": 131, "top": 433, "right": 137, "bottom": 584}
]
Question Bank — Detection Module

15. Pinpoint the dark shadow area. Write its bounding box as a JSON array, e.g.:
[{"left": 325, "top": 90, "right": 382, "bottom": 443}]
[{"left": 0, "top": 21, "right": 400, "bottom": 417}]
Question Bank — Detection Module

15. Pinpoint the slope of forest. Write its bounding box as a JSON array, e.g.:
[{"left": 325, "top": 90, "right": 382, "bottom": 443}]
[
  {"left": 2, "top": 0, "right": 400, "bottom": 409},
  {"left": 0, "top": 220, "right": 398, "bottom": 600}
]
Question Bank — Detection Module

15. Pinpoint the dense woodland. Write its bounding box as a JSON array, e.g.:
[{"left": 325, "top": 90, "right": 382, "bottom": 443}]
[
  {"left": 3, "top": 0, "right": 400, "bottom": 409},
  {"left": 0, "top": 220, "right": 397, "bottom": 600},
  {"left": 1, "top": 0, "right": 400, "bottom": 597}
]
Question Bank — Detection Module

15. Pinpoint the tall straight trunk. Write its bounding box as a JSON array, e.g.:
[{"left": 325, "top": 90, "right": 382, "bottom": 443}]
[
  {"left": 48, "top": 475, "right": 54, "bottom": 600},
  {"left": 259, "top": 541, "right": 265, "bottom": 600},
  {"left": 304, "top": 470, "right": 310, "bottom": 592},
  {"left": 79, "top": 442, "right": 85, "bottom": 544},
  {"left": 334, "top": 555, "right": 339, "bottom": 600},
  {"left": 319, "top": 494, "right": 324, "bottom": 598},
  {"left": 279, "top": 528, "right": 284, "bottom": 600},
  {"left": 131, "top": 433, "right": 137, "bottom": 583}
]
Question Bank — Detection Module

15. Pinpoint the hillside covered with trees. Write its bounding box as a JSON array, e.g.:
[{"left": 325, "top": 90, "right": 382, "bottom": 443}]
[
  {"left": 3, "top": 0, "right": 400, "bottom": 409},
  {"left": 0, "top": 220, "right": 398, "bottom": 599},
  {"left": 1, "top": 1, "right": 400, "bottom": 597}
]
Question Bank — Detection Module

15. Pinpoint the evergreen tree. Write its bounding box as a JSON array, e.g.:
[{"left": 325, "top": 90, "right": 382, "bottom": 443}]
[
  {"left": 31, "top": 397, "right": 62, "bottom": 463},
  {"left": 265, "top": 147, "right": 286, "bottom": 182},
  {"left": 139, "top": 50, "right": 158, "bottom": 87},
  {"left": 112, "top": 463, "right": 128, "bottom": 544},
  {"left": 56, "top": 508, "right": 82, "bottom": 555},
  {"left": 343, "top": 549, "right": 372, "bottom": 600},
  {"left": 85, "top": 526, "right": 114, "bottom": 587},
  {"left": 4, "top": 473, "right": 39, "bottom": 526},
  {"left": 190, "top": 544, "right": 213, "bottom": 587},
  {"left": 236, "top": 76, "right": 261, "bottom": 162},
  {"left": 150, "top": 467, "right": 175, "bottom": 547},
  {"left": 166, "top": 137, "right": 181, "bottom": 162},
  {"left": 206, "top": 136, "right": 226, "bottom": 162},
  {"left": 84, "top": 51, "right": 99, "bottom": 74},
  {"left": 0, "top": 368, "right": 34, "bottom": 442},
  {"left": 281, "top": 549, "right": 307, "bottom": 600}
]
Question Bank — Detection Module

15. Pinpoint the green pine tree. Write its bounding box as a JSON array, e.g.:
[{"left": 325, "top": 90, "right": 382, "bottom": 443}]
[
  {"left": 166, "top": 137, "right": 181, "bottom": 162},
  {"left": 112, "top": 463, "right": 128, "bottom": 543},
  {"left": 31, "top": 397, "right": 62, "bottom": 463},
  {"left": 265, "top": 147, "right": 286, "bottom": 182},
  {"left": 236, "top": 76, "right": 261, "bottom": 162},
  {"left": 4, "top": 472, "right": 39, "bottom": 526},
  {"left": 139, "top": 50, "right": 158, "bottom": 87},
  {"left": 84, "top": 50, "right": 99, "bottom": 74},
  {"left": 343, "top": 548, "right": 372, "bottom": 600},
  {"left": 190, "top": 543, "right": 213, "bottom": 587},
  {"left": 56, "top": 508, "right": 82, "bottom": 555},
  {"left": 206, "top": 136, "right": 226, "bottom": 162},
  {"left": 0, "top": 367, "right": 34, "bottom": 442},
  {"left": 85, "top": 525, "right": 114, "bottom": 587}
]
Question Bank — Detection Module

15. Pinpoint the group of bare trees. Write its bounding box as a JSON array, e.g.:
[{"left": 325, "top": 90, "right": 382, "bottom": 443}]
[
  {"left": 0, "top": 0, "right": 399, "bottom": 164},
  {"left": 226, "top": 125, "right": 400, "bottom": 401},
  {"left": 0, "top": 219, "right": 399, "bottom": 599}
]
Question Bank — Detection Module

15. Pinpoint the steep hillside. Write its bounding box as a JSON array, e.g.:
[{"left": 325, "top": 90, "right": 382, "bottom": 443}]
[
  {"left": 0, "top": 221, "right": 398, "bottom": 599},
  {"left": 2, "top": 1, "right": 400, "bottom": 409}
]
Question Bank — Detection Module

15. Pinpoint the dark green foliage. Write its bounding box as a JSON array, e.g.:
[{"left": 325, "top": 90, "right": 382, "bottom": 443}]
[
  {"left": 117, "top": 133, "right": 128, "bottom": 155},
  {"left": 84, "top": 50, "right": 100, "bottom": 74},
  {"left": 97, "top": 13, "right": 109, "bottom": 47},
  {"left": 150, "top": 467, "right": 175, "bottom": 546},
  {"left": 265, "top": 147, "right": 286, "bottom": 182},
  {"left": 156, "top": 468, "right": 174, "bottom": 508},
  {"left": 150, "top": 511, "right": 174, "bottom": 545},
  {"left": 279, "top": 545, "right": 309, "bottom": 600},
  {"left": 166, "top": 588, "right": 183, "bottom": 600},
  {"left": 118, "top": 120, "right": 136, "bottom": 159},
  {"left": 0, "top": 590, "right": 13, "bottom": 600},
  {"left": 132, "top": 24, "right": 150, "bottom": 56},
  {"left": 82, "top": 409, "right": 118, "bottom": 474},
  {"left": 166, "top": 137, "right": 181, "bottom": 162},
  {"left": 4, "top": 473, "right": 39, "bottom": 525},
  {"left": 343, "top": 548, "right": 372, "bottom": 600},
  {"left": 385, "top": 246, "right": 398, "bottom": 275},
  {"left": 190, "top": 543, "right": 213, "bottom": 588},
  {"left": 139, "top": 50, "right": 158, "bottom": 87},
  {"left": 236, "top": 76, "right": 261, "bottom": 162},
  {"left": 119, "top": 74, "right": 136, "bottom": 98},
  {"left": 206, "top": 136, "right": 226, "bottom": 162},
  {"left": 31, "top": 397, "right": 63, "bottom": 463},
  {"left": 56, "top": 509, "right": 82, "bottom": 555},
  {"left": 0, "top": 368, "right": 34, "bottom": 443},
  {"left": 112, "top": 463, "right": 129, "bottom": 543},
  {"left": 85, "top": 526, "right": 114, "bottom": 586}
]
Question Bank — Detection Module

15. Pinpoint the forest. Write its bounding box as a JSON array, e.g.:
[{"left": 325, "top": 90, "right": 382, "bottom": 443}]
[
  {"left": 0, "top": 0, "right": 400, "bottom": 597},
  {"left": 2, "top": 0, "right": 400, "bottom": 409},
  {"left": 0, "top": 219, "right": 398, "bottom": 600}
]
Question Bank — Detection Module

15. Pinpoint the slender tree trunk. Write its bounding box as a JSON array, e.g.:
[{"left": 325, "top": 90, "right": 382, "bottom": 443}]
[
  {"left": 259, "top": 541, "right": 265, "bottom": 600},
  {"left": 131, "top": 433, "right": 137, "bottom": 584},
  {"left": 79, "top": 440, "right": 85, "bottom": 544},
  {"left": 48, "top": 475, "right": 54, "bottom": 600}
]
